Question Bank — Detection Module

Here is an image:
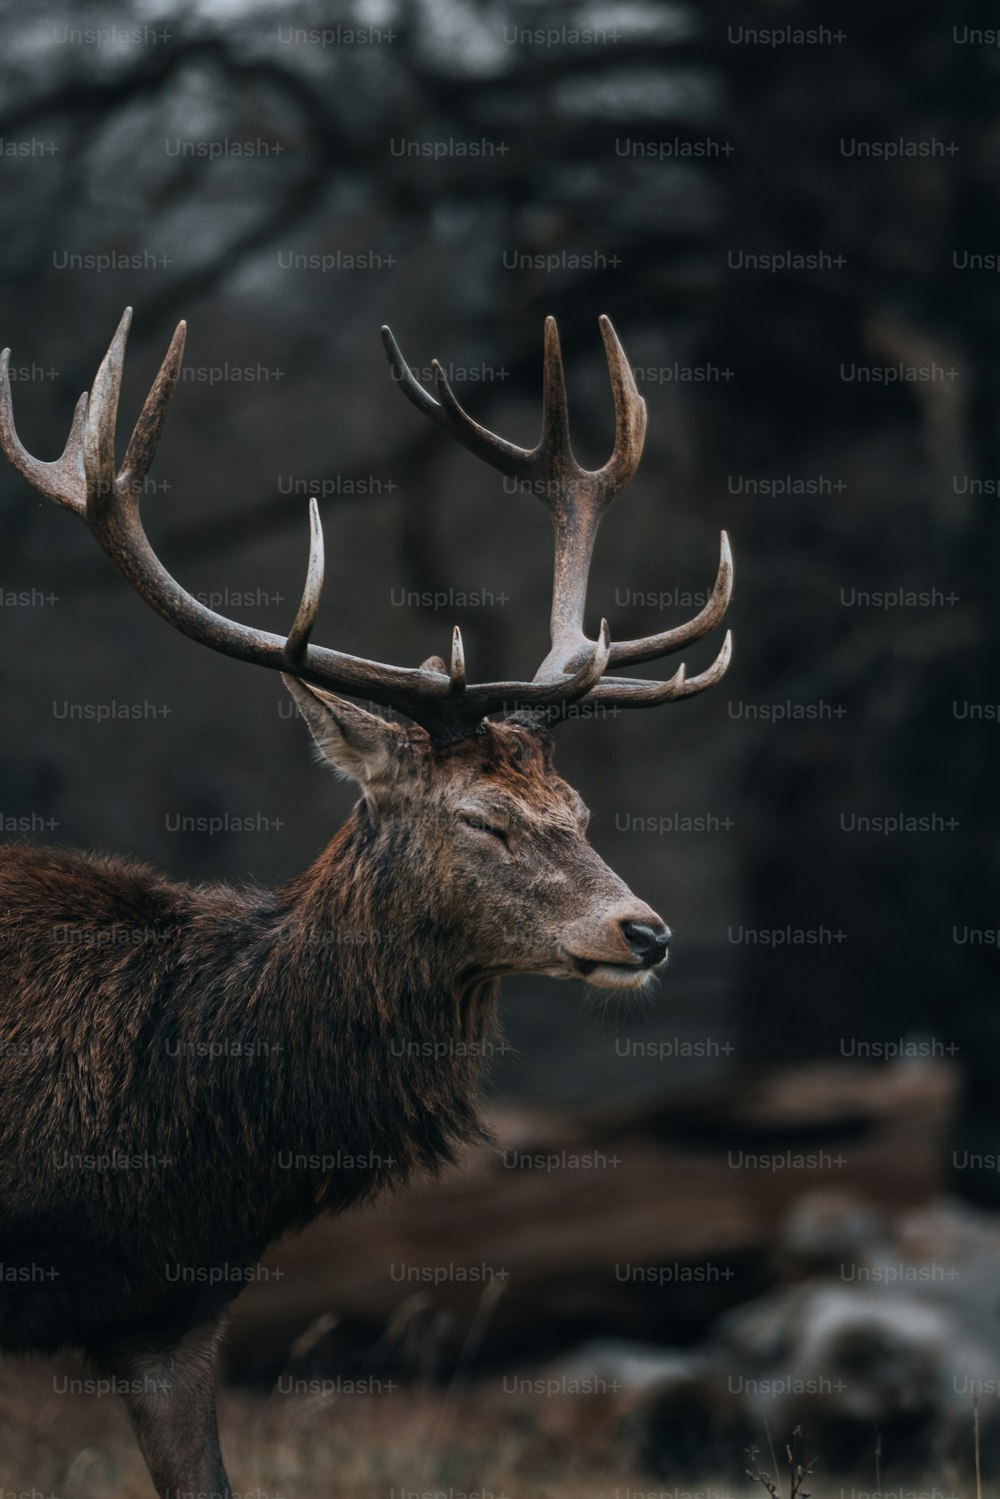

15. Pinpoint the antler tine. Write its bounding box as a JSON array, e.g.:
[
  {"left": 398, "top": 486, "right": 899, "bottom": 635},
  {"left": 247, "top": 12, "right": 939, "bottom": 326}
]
[
  {"left": 120, "top": 319, "right": 187, "bottom": 498},
  {"left": 449, "top": 625, "right": 467, "bottom": 693},
  {"left": 569, "top": 616, "right": 611, "bottom": 695},
  {"left": 285, "top": 497, "right": 325, "bottom": 669},
  {"left": 595, "top": 313, "right": 647, "bottom": 493},
  {"left": 381, "top": 324, "right": 451, "bottom": 430},
  {"left": 607, "top": 531, "right": 734, "bottom": 668},
  {"left": 0, "top": 352, "right": 88, "bottom": 513},
  {"left": 82, "top": 306, "right": 130, "bottom": 512},
  {"left": 381, "top": 325, "right": 536, "bottom": 480},
  {"left": 677, "top": 628, "right": 733, "bottom": 697},
  {"left": 539, "top": 315, "right": 573, "bottom": 465},
  {"left": 587, "top": 629, "right": 733, "bottom": 707}
]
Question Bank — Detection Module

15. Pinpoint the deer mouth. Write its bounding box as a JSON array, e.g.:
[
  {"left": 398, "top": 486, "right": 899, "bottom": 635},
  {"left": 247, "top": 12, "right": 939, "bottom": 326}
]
[{"left": 566, "top": 954, "right": 666, "bottom": 991}]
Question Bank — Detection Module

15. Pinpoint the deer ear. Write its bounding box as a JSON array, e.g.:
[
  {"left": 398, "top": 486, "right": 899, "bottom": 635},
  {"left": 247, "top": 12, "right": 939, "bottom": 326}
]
[{"left": 281, "top": 675, "right": 399, "bottom": 786}]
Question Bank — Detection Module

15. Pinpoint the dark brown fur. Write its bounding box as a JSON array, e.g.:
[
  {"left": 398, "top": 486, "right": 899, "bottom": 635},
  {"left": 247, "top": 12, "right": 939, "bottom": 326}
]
[{"left": 0, "top": 827, "right": 494, "bottom": 1351}]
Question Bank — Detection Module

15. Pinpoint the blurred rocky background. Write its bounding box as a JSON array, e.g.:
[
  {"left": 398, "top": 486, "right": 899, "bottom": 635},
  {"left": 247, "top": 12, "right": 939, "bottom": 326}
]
[{"left": 1, "top": 0, "right": 999, "bottom": 1488}]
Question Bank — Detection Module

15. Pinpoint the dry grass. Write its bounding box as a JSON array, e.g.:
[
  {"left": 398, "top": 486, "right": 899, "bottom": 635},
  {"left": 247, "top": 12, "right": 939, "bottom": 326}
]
[
  {"left": 0, "top": 1354, "right": 992, "bottom": 1499},
  {"left": 0, "top": 1352, "right": 644, "bottom": 1498}
]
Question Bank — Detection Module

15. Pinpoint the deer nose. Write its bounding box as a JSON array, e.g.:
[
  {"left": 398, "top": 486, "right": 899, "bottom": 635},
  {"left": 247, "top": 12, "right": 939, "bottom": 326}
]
[{"left": 620, "top": 919, "right": 672, "bottom": 967}]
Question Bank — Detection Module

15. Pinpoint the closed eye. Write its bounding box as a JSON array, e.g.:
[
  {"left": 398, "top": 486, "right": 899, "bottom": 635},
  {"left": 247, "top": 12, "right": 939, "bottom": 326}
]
[{"left": 459, "top": 812, "right": 510, "bottom": 848}]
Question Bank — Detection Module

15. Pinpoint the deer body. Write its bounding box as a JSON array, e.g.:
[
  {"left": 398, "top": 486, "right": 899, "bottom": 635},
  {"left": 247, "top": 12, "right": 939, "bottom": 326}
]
[
  {"left": 0, "top": 828, "right": 496, "bottom": 1357},
  {"left": 0, "top": 312, "right": 732, "bottom": 1498}
]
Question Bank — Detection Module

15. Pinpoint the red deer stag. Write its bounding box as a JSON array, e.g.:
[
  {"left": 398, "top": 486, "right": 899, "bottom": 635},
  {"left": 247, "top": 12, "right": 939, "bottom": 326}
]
[{"left": 0, "top": 309, "right": 732, "bottom": 1498}]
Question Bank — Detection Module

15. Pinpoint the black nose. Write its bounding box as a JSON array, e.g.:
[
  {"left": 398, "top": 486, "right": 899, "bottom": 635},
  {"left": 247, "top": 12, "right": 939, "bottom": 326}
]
[{"left": 620, "top": 919, "right": 672, "bottom": 967}]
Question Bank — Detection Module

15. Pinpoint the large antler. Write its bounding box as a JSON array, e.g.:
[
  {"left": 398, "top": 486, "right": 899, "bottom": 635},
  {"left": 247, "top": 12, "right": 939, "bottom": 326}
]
[
  {"left": 0, "top": 309, "right": 731, "bottom": 740},
  {"left": 382, "top": 315, "right": 732, "bottom": 709}
]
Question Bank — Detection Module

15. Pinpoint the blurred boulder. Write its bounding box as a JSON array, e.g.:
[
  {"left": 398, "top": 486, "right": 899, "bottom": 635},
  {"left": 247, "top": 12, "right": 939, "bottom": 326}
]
[{"left": 545, "top": 1188, "right": 1000, "bottom": 1476}]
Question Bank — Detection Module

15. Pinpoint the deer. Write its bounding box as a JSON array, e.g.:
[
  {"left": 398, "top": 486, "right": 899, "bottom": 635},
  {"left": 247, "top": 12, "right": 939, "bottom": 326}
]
[{"left": 0, "top": 308, "right": 732, "bottom": 1499}]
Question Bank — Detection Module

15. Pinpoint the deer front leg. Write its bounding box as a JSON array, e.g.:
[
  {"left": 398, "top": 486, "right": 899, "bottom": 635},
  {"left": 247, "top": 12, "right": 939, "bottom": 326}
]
[{"left": 94, "top": 1318, "right": 232, "bottom": 1499}]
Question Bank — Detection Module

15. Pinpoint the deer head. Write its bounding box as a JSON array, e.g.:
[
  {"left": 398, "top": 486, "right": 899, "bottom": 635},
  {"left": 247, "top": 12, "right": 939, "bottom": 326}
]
[{"left": 0, "top": 310, "right": 733, "bottom": 989}]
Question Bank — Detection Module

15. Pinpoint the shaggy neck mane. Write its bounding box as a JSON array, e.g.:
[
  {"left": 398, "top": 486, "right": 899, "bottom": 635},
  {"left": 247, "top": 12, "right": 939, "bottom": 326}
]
[{"left": 242, "top": 806, "right": 500, "bottom": 1222}]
